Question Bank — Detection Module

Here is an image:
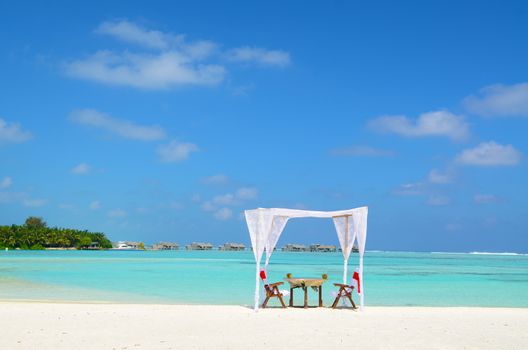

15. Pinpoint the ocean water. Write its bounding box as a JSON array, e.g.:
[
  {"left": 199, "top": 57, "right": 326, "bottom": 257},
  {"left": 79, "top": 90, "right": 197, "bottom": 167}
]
[{"left": 0, "top": 250, "right": 527, "bottom": 307}]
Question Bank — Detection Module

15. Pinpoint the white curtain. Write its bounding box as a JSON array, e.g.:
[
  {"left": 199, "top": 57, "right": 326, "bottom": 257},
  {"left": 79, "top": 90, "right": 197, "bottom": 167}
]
[
  {"left": 333, "top": 215, "right": 357, "bottom": 284},
  {"left": 245, "top": 209, "right": 274, "bottom": 311},
  {"left": 264, "top": 216, "right": 289, "bottom": 270},
  {"left": 351, "top": 207, "right": 368, "bottom": 308}
]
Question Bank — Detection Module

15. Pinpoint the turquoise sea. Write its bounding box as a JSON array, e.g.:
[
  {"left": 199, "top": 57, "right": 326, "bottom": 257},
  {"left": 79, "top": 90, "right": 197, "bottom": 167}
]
[{"left": 1, "top": 250, "right": 527, "bottom": 307}]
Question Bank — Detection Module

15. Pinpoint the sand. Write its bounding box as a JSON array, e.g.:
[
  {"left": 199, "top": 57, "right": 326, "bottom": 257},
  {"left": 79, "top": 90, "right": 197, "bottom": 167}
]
[{"left": 1, "top": 302, "right": 527, "bottom": 350}]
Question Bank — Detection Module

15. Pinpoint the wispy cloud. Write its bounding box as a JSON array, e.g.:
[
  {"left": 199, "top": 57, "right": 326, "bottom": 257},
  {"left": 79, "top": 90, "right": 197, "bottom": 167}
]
[
  {"left": 330, "top": 145, "right": 395, "bottom": 157},
  {"left": 225, "top": 47, "right": 290, "bottom": 67},
  {"left": 455, "top": 141, "right": 522, "bottom": 166},
  {"left": 0, "top": 118, "right": 32, "bottom": 144},
  {"left": 214, "top": 207, "right": 233, "bottom": 220},
  {"left": 393, "top": 182, "right": 424, "bottom": 196},
  {"left": 65, "top": 20, "right": 290, "bottom": 90},
  {"left": 445, "top": 223, "right": 461, "bottom": 232},
  {"left": 464, "top": 82, "right": 528, "bottom": 117},
  {"left": 96, "top": 20, "right": 183, "bottom": 50},
  {"left": 89, "top": 200, "right": 101, "bottom": 210},
  {"left": 157, "top": 140, "right": 199, "bottom": 162},
  {"left": 474, "top": 194, "right": 499, "bottom": 204},
  {"left": 0, "top": 181, "right": 46, "bottom": 208},
  {"left": 71, "top": 162, "right": 90, "bottom": 175},
  {"left": 201, "top": 174, "right": 229, "bottom": 185},
  {"left": 65, "top": 51, "right": 225, "bottom": 89},
  {"left": 108, "top": 208, "right": 127, "bottom": 218},
  {"left": 201, "top": 187, "right": 258, "bottom": 220},
  {"left": 428, "top": 168, "right": 453, "bottom": 184},
  {"left": 23, "top": 198, "right": 47, "bottom": 207},
  {"left": 70, "top": 109, "right": 166, "bottom": 141},
  {"left": 368, "top": 110, "right": 469, "bottom": 141},
  {"left": 0, "top": 176, "right": 12, "bottom": 189},
  {"left": 427, "top": 195, "right": 450, "bottom": 206},
  {"left": 236, "top": 187, "right": 258, "bottom": 200}
]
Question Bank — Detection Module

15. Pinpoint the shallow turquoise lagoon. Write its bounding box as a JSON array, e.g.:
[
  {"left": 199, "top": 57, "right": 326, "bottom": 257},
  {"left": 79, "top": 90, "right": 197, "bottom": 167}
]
[{"left": 1, "top": 250, "right": 527, "bottom": 307}]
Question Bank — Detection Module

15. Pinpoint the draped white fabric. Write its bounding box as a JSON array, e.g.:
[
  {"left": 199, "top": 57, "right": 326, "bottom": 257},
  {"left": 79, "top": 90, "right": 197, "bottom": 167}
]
[
  {"left": 351, "top": 207, "right": 368, "bottom": 309},
  {"left": 264, "top": 216, "right": 289, "bottom": 269},
  {"left": 333, "top": 215, "right": 358, "bottom": 285},
  {"left": 245, "top": 206, "right": 368, "bottom": 311}
]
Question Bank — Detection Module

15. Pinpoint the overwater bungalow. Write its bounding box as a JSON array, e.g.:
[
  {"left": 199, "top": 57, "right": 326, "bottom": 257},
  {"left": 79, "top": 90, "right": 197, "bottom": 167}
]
[
  {"left": 185, "top": 242, "right": 213, "bottom": 250},
  {"left": 219, "top": 243, "right": 246, "bottom": 251},
  {"left": 309, "top": 244, "right": 337, "bottom": 252},
  {"left": 281, "top": 244, "right": 308, "bottom": 252},
  {"left": 152, "top": 242, "right": 179, "bottom": 250}
]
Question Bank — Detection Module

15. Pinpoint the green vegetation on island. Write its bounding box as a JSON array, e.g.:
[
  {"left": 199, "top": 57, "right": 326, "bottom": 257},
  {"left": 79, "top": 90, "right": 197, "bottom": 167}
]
[{"left": 0, "top": 217, "right": 112, "bottom": 250}]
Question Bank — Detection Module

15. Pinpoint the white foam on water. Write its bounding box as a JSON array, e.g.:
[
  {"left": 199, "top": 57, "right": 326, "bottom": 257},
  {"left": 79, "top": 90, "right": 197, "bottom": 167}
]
[{"left": 469, "top": 251, "right": 525, "bottom": 256}]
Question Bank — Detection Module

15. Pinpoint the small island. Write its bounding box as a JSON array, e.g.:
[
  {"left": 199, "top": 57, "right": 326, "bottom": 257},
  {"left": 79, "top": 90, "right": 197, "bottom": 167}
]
[{"left": 0, "top": 216, "right": 112, "bottom": 250}]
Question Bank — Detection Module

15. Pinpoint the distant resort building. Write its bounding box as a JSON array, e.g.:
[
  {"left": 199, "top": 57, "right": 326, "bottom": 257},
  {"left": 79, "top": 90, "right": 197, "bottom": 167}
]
[
  {"left": 152, "top": 242, "right": 179, "bottom": 250},
  {"left": 282, "top": 244, "right": 308, "bottom": 252},
  {"left": 218, "top": 243, "right": 246, "bottom": 251},
  {"left": 185, "top": 242, "right": 213, "bottom": 250},
  {"left": 85, "top": 241, "right": 101, "bottom": 250},
  {"left": 309, "top": 244, "right": 337, "bottom": 252}
]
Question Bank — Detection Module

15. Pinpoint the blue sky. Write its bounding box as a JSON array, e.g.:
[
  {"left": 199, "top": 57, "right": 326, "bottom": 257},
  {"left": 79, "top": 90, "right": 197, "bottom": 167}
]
[{"left": 1, "top": 0, "right": 527, "bottom": 252}]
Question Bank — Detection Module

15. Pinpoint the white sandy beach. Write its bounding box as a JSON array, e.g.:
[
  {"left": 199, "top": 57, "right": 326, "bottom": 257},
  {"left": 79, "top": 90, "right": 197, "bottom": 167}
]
[{"left": 1, "top": 302, "right": 527, "bottom": 350}]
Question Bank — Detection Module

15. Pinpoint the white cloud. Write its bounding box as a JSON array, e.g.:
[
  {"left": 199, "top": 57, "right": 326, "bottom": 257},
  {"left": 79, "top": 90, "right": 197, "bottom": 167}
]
[
  {"left": 329, "top": 145, "right": 394, "bottom": 157},
  {"left": 108, "top": 208, "right": 127, "bottom": 218},
  {"left": 65, "top": 20, "right": 289, "bottom": 90},
  {"left": 23, "top": 198, "right": 47, "bottom": 207},
  {"left": 0, "top": 189, "right": 45, "bottom": 208},
  {"left": 212, "top": 193, "right": 236, "bottom": 205},
  {"left": 455, "top": 141, "right": 522, "bottom": 166},
  {"left": 427, "top": 195, "right": 450, "bottom": 206},
  {"left": 445, "top": 223, "right": 461, "bottom": 232},
  {"left": 236, "top": 187, "right": 258, "bottom": 200},
  {"left": 169, "top": 201, "right": 184, "bottom": 210},
  {"left": 201, "top": 174, "right": 229, "bottom": 185},
  {"left": 89, "top": 200, "right": 101, "bottom": 210},
  {"left": 368, "top": 110, "right": 469, "bottom": 141},
  {"left": 464, "top": 83, "right": 528, "bottom": 117},
  {"left": 157, "top": 140, "right": 198, "bottom": 162},
  {"left": 71, "top": 162, "right": 90, "bottom": 175},
  {"left": 393, "top": 182, "right": 424, "bottom": 196},
  {"left": 0, "top": 118, "right": 32, "bottom": 144},
  {"left": 200, "top": 187, "right": 258, "bottom": 219},
  {"left": 96, "top": 20, "right": 217, "bottom": 59},
  {"left": 214, "top": 207, "right": 233, "bottom": 220},
  {"left": 201, "top": 201, "right": 216, "bottom": 212},
  {"left": 70, "top": 109, "right": 166, "bottom": 141},
  {"left": 474, "top": 194, "right": 499, "bottom": 204},
  {"left": 428, "top": 169, "right": 453, "bottom": 184},
  {"left": 65, "top": 50, "right": 225, "bottom": 89},
  {"left": 225, "top": 47, "right": 291, "bottom": 67},
  {"left": 96, "top": 20, "right": 182, "bottom": 50},
  {"left": 0, "top": 176, "right": 12, "bottom": 189}
]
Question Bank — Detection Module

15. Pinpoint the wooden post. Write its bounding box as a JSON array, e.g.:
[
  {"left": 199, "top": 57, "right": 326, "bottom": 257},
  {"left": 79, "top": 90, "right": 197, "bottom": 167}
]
[
  {"left": 289, "top": 287, "right": 294, "bottom": 307},
  {"left": 303, "top": 287, "right": 308, "bottom": 308},
  {"left": 319, "top": 286, "right": 323, "bottom": 307}
]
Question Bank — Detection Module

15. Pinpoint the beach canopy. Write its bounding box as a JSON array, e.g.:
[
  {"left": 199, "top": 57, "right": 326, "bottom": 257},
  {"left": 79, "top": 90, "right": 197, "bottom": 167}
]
[{"left": 244, "top": 207, "right": 368, "bottom": 310}]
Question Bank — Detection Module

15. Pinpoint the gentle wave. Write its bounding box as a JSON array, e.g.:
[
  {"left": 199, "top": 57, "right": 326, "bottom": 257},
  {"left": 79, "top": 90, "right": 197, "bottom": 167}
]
[{"left": 469, "top": 252, "right": 526, "bottom": 256}]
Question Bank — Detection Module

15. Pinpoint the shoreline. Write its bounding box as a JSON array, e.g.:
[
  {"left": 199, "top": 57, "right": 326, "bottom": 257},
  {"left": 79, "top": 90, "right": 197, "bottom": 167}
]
[
  {"left": 1, "top": 302, "right": 527, "bottom": 349},
  {"left": 2, "top": 300, "right": 528, "bottom": 309}
]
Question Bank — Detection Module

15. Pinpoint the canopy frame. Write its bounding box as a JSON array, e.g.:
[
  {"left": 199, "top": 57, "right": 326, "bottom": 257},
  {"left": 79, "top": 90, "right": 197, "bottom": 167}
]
[{"left": 244, "top": 206, "right": 368, "bottom": 311}]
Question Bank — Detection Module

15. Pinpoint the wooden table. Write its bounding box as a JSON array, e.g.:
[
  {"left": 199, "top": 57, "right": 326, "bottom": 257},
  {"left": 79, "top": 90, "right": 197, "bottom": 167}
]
[{"left": 284, "top": 278, "right": 326, "bottom": 308}]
